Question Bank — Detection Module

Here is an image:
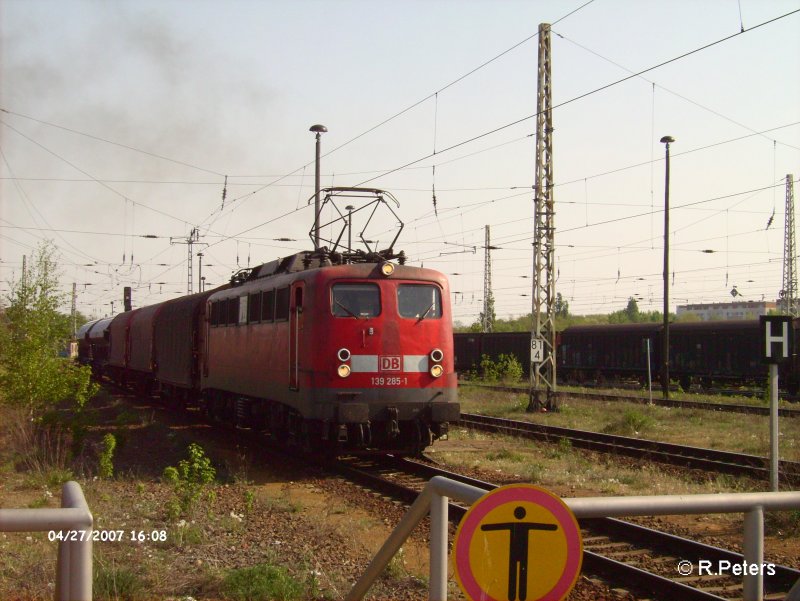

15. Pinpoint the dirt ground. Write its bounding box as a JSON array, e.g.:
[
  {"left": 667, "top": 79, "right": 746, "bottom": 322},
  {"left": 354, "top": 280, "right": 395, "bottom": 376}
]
[{"left": 1, "top": 388, "right": 796, "bottom": 600}]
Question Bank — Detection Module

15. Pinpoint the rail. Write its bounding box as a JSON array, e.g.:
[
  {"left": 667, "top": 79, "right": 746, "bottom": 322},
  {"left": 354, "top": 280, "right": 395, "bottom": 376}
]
[
  {"left": 346, "top": 476, "right": 800, "bottom": 601},
  {"left": 0, "top": 480, "right": 93, "bottom": 601}
]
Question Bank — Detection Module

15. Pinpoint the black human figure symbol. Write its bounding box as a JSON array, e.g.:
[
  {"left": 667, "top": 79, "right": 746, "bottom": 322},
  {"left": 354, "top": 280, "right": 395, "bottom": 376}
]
[{"left": 480, "top": 506, "right": 558, "bottom": 601}]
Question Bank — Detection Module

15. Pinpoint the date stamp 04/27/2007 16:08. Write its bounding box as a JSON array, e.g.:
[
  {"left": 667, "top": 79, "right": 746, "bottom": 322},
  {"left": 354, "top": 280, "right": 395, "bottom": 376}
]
[{"left": 47, "top": 529, "right": 168, "bottom": 543}]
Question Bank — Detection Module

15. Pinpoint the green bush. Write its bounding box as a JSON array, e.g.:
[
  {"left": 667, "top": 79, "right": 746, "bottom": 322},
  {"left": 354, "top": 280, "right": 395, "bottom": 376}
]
[
  {"left": 162, "top": 443, "right": 216, "bottom": 519},
  {"left": 98, "top": 433, "right": 116, "bottom": 479},
  {"left": 479, "top": 354, "right": 524, "bottom": 383},
  {"left": 0, "top": 242, "right": 98, "bottom": 416},
  {"left": 602, "top": 410, "right": 653, "bottom": 436}
]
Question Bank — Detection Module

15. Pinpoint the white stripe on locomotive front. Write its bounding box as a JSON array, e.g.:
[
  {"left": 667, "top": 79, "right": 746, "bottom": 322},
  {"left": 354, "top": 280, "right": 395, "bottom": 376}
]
[{"left": 349, "top": 355, "right": 430, "bottom": 373}]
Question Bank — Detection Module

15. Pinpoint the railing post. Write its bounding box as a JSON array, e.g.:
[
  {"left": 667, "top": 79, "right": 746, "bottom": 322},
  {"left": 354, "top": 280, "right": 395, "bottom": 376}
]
[
  {"left": 742, "top": 505, "right": 764, "bottom": 601},
  {"left": 55, "top": 481, "right": 92, "bottom": 601},
  {"left": 345, "top": 487, "right": 433, "bottom": 601},
  {"left": 429, "top": 492, "right": 449, "bottom": 601}
]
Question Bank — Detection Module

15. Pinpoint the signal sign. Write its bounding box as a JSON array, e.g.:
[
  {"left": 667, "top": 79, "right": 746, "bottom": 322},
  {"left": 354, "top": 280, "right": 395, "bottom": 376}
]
[
  {"left": 530, "top": 338, "right": 544, "bottom": 363},
  {"left": 761, "top": 316, "right": 793, "bottom": 364},
  {"left": 453, "top": 484, "right": 582, "bottom": 601}
]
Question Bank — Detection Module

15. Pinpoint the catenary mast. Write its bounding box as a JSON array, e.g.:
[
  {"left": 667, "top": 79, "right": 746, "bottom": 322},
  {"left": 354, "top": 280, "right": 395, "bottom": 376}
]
[
  {"left": 781, "top": 174, "right": 797, "bottom": 316},
  {"left": 482, "top": 225, "right": 494, "bottom": 333},
  {"left": 528, "top": 23, "right": 557, "bottom": 412}
]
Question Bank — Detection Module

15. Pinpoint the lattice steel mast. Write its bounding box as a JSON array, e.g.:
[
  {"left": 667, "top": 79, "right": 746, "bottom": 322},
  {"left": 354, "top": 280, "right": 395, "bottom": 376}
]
[
  {"left": 170, "top": 227, "right": 200, "bottom": 294},
  {"left": 528, "top": 22, "right": 557, "bottom": 412},
  {"left": 482, "top": 225, "right": 494, "bottom": 333},
  {"left": 781, "top": 174, "right": 797, "bottom": 316}
]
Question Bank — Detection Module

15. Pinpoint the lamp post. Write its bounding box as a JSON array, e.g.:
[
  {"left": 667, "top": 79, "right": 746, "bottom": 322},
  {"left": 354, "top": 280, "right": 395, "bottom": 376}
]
[
  {"left": 197, "top": 252, "right": 203, "bottom": 293},
  {"left": 660, "top": 135, "right": 675, "bottom": 399},
  {"left": 309, "top": 124, "right": 328, "bottom": 251},
  {"left": 345, "top": 205, "right": 355, "bottom": 259}
]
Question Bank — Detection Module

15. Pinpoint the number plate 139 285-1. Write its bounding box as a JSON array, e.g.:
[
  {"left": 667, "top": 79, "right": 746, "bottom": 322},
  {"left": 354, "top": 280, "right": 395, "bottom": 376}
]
[{"left": 370, "top": 376, "right": 408, "bottom": 386}]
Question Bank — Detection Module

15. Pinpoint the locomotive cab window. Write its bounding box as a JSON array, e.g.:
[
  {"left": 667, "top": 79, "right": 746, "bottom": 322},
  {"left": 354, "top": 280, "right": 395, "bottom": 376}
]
[
  {"left": 398, "top": 284, "right": 441, "bottom": 319},
  {"left": 332, "top": 283, "right": 381, "bottom": 318}
]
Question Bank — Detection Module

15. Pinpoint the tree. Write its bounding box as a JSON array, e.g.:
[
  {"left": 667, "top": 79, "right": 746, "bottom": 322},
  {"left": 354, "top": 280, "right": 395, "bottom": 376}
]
[
  {"left": 0, "top": 242, "right": 97, "bottom": 416},
  {"left": 625, "top": 297, "right": 640, "bottom": 321},
  {"left": 555, "top": 293, "right": 570, "bottom": 318}
]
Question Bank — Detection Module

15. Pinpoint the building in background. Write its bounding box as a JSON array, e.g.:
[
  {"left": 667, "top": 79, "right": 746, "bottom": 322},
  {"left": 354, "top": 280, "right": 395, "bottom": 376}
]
[{"left": 676, "top": 301, "right": 777, "bottom": 321}]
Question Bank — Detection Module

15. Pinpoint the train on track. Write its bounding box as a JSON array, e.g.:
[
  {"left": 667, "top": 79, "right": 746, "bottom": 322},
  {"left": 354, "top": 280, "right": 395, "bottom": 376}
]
[
  {"left": 77, "top": 188, "right": 459, "bottom": 455},
  {"left": 454, "top": 320, "right": 800, "bottom": 394}
]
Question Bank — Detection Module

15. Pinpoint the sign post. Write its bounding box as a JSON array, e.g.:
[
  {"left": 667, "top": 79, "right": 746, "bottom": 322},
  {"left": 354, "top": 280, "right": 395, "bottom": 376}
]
[
  {"left": 452, "top": 483, "right": 582, "bottom": 601},
  {"left": 760, "top": 316, "right": 793, "bottom": 491}
]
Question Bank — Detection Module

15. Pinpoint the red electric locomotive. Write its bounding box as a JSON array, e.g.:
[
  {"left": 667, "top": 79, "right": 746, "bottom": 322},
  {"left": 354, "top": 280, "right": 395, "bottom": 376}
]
[
  {"left": 202, "top": 253, "right": 459, "bottom": 454},
  {"left": 81, "top": 187, "right": 459, "bottom": 455}
]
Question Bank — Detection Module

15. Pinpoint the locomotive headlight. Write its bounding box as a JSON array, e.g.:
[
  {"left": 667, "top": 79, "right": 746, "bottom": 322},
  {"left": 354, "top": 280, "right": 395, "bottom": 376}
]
[
  {"left": 337, "top": 348, "right": 351, "bottom": 362},
  {"left": 430, "top": 348, "right": 444, "bottom": 363},
  {"left": 430, "top": 364, "right": 444, "bottom": 378},
  {"left": 338, "top": 364, "right": 352, "bottom": 378},
  {"left": 380, "top": 262, "right": 395, "bottom": 276}
]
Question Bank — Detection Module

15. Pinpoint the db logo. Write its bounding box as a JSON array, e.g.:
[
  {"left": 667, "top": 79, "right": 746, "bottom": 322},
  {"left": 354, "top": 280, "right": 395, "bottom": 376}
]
[{"left": 380, "top": 356, "right": 401, "bottom": 371}]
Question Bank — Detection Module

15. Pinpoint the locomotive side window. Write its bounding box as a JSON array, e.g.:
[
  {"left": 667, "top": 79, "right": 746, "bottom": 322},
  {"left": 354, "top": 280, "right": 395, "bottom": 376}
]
[
  {"left": 238, "top": 296, "right": 248, "bottom": 325},
  {"left": 248, "top": 292, "right": 262, "bottom": 323},
  {"left": 227, "top": 298, "right": 239, "bottom": 325},
  {"left": 262, "top": 289, "right": 275, "bottom": 322},
  {"left": 332, "top": 283, "right": 381, "bottom": 318},
  {"left": 397, "top": 284, "right": 441, "bottom": 319},
  {"left": 210, "top": 301, "right": 220, "bottom": 326},
  {"left": 275, "top": 287, "right": 290, "bottom": 321}
]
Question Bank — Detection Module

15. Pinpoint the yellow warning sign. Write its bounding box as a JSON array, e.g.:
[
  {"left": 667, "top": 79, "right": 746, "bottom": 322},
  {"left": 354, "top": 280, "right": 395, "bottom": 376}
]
[{"left": 452, "top": 483, "right": 582, "bottom": 601}]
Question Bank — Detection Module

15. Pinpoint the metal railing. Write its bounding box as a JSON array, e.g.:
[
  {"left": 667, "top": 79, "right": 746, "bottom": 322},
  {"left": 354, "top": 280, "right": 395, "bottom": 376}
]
[
  {"left": 346, "top": 476, "right": 800, "bottom": 601},
  {"left": 0, "top": 480, "right": 93, "bottom": 601}
]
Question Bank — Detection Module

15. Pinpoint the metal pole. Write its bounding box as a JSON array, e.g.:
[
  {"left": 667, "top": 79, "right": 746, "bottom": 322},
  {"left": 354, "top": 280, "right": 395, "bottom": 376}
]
[
  {"left": 646, "top": 338, "right": 653, "bottom": 405},
  {"left": 310, "top": 124, "right": 328, "bottom": 251},
  {"left": 770, "top": 363, "right": 779, "bottom": 491},
  {"left": 660, "top": 136, "right": 674, "bottom": 400},
  {"left": 346, "top": 205, "right": 355, "bottom": 260},
  {"left": 71, "top": 282, "right": 77, "bottom": 339},
  {"left": 742, "top": 506, "right": 764, "bottom": 601},
  {"left": 345, "top": 487, "right": 433, "bottom": 601},
  {"left": 197, "top": 253, "right": 203, "bottom": 294},
  {"left": 54, "top": 482, "right": 93, "bottom": 601},
  {"left": 429, "top": 492, "right": 448, "bottom": 601}
]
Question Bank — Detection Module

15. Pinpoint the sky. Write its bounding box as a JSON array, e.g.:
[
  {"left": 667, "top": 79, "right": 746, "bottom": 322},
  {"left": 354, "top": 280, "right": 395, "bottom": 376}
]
[{"left": 1, "top": 0, "right": 799, "bottom": 325}]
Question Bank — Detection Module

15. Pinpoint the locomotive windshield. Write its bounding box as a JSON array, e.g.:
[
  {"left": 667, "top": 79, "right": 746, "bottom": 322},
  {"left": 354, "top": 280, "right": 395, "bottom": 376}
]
[
  {"left": 332, "top": 283, "right": 381, "bottom": 318},
  {"left": 398, "top": 284, "right": 442, "bottom": 319}
]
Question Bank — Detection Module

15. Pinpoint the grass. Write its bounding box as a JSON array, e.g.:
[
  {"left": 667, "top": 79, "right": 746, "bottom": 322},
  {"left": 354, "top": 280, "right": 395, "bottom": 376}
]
[
  {"left": 94, "top": 559, "right": 144, "bottom": 601},
  {"left": 457, "top": 385, "right": 800, "bottom": 461},
  {"left": 439, "top": 427, "right": 758, "bottom": 498},
  {"left": 221, "top": 562, "right": 307, "bottom": 601}
]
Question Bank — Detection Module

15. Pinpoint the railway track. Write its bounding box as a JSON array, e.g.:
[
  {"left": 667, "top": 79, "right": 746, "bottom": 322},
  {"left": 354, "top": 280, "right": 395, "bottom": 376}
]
[
  {"left": 465, "top": 383, "right": 800, "bottom": 418},
  {"left": 458, "top": 412, "right": 800, "bottom": 485},
  {"left": 331, "top": 454, "right": 799, "bottom": 601},
  {"left": 101, "top": 384, "right": 798, "bottom": 600}
]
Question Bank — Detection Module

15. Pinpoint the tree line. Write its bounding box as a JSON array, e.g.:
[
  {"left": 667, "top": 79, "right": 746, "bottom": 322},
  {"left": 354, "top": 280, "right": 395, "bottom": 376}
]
[{"left": 455, "top": 294, "right": 686, "bottom": 333}]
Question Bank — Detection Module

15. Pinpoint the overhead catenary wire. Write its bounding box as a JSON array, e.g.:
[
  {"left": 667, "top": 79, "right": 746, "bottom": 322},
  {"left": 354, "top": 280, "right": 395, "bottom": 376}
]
[
  {"left": 351, "top": 8, "right": 800, "bottom": 189},
  {"left": 4, "top": 6, "right": 797, "bottom": 318}
]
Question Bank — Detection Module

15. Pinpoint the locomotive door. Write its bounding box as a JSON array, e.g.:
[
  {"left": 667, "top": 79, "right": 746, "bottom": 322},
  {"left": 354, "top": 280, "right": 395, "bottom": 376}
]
[{"left": 289, "top": 283, "right": 304, "bottom": 390}]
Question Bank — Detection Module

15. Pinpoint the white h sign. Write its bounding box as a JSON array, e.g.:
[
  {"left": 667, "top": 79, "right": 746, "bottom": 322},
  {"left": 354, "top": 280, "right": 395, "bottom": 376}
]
[{"left": 760, "top": 316, "right": 792, "bottom": 364}]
